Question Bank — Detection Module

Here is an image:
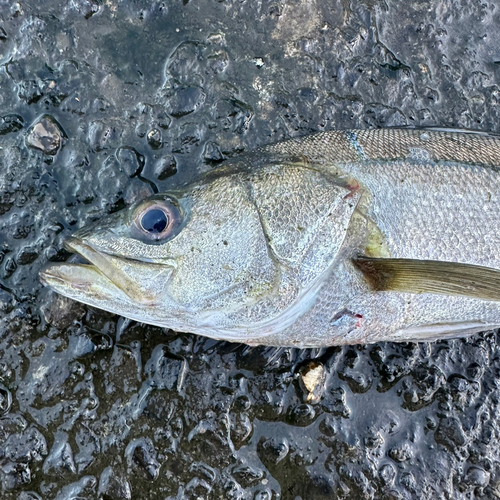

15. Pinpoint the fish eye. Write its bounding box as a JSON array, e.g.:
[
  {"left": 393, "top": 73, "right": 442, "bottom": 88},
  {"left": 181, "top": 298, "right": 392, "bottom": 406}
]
[
  {"left": 140, "top": 208, "right": 169, "bottom": 234},
  {"left": 133, "top": 197, "right": 183, "bottom": 242}
]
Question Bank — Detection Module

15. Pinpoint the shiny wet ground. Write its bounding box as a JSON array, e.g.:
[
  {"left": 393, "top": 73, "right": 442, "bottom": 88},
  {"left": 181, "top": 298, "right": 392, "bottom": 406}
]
[{"left": 1, "top": 0, "right": 500, "bottom": 498}]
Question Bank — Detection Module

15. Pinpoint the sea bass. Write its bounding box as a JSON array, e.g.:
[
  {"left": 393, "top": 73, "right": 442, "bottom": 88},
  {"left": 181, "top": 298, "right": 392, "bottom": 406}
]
[{"left": 40, "top": 128, "right": 500, "bottom": 347}]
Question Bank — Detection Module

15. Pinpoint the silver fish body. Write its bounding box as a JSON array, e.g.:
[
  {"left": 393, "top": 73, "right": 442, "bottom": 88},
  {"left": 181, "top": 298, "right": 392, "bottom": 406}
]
[{"left": 40, "top": 128, "right": 500, "bottom": 346}]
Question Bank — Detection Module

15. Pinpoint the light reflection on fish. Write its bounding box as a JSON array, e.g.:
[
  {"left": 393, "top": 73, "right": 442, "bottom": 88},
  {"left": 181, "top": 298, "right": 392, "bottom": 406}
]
[{"left": 40, "top": 128, "right": 500, "bottom": 347}]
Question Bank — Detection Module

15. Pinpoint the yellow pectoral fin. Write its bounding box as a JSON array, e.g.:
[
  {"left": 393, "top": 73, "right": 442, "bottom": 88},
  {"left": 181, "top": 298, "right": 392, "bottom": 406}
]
[{"left": 353, "top": 256, "right": 500, "bottom": 302}]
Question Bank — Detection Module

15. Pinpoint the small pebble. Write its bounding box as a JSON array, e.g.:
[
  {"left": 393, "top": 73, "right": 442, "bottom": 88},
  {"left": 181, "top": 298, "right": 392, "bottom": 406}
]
[
  {"left": 154, "top": 156, "right": 177, "bottom": 180},
  {"left": 203, "top": 141, "right": 224, "bottom": 162},
  {"left": 147, "top": 128, "right": 162, "bottom": 149},
  {"left": 167, "top": 86, "right": 206, "bottom": 118},
  {"left": 25, "top": 115, "right": 65, "bottom": 155},
  {"left": 299, "top": 361, "right": 326, "bottom": 403}
]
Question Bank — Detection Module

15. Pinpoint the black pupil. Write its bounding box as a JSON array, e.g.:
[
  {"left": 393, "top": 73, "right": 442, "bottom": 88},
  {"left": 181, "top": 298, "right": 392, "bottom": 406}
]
[{"left": 141, "top": 209, "right": 168, "bottom": 233}]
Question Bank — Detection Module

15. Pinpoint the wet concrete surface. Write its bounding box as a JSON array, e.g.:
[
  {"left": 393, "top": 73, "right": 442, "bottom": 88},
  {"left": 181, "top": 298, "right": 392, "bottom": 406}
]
[{"left": 1, "top": 0, "right": 500, "bottom": 498}]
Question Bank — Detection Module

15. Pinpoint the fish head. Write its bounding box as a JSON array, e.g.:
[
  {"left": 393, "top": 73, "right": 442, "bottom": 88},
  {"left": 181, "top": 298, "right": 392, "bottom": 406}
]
[{"left": 40, "top": 159, "right": 362, "bottom": 342}]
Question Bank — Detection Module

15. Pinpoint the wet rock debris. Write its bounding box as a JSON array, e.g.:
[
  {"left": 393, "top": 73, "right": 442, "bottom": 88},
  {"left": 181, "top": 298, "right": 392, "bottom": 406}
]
[{"left": 1, "top": 0, "right": 500, "bottom": 499}]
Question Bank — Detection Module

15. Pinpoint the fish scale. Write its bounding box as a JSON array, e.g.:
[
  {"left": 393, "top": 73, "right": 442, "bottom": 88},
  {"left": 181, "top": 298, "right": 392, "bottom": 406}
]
[
  {"left": 265, "top": 128, "right": 500, "bottom": 168},
  {"left": 256, "top": 130, "right": 500, "bottom": 345},
  {"left": 349, "top": 160, "right": 500, "bottom": 267},
  {"left": 41, "top": 128, "right": 500, "bottom": 347},
  {"left": 266, "top": 131, "right": 500, "bottom": 266}
]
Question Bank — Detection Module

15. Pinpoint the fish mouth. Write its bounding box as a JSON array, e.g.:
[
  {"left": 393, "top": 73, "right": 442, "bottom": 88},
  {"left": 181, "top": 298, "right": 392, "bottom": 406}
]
[{"left": 40, "top": 237, "right": 154, "bottom": 305}]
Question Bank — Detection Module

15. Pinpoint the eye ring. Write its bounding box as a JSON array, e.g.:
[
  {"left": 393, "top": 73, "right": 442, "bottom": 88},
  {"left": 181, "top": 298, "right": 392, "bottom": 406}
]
[{"left": 132, "top": 197, "right": 183, "bottom": 242}]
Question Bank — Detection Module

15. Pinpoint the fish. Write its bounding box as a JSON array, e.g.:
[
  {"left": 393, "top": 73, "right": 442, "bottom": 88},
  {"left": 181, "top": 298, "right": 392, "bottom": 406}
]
[{"left": 40, "top": 128, "right": 500, "bottom": 347}]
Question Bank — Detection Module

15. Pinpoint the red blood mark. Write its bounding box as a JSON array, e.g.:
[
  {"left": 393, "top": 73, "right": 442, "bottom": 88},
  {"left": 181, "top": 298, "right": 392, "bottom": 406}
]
[
  {"left": 343, "top": 180, "right": 360, "bottom": 199},
  {"left": 354, "top": 313, "right": 364, "bottom": 329},
  {"left": 331, "top": 309, "right": 364, "bottom": 329}
]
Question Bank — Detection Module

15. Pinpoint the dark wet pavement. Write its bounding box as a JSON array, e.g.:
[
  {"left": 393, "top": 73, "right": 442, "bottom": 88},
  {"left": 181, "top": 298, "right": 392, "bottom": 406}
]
[{"left": 1, "top": 0, "right": 500, "bottom": 498}]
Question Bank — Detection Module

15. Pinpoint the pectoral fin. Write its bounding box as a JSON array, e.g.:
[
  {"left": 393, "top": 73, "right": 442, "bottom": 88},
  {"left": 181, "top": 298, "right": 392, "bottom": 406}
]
[{"left": 353, "top": 256, "right": 500, "bottom": 301}]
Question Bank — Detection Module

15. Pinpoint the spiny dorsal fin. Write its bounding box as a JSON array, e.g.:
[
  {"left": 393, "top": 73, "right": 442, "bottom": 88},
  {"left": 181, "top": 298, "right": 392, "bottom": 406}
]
[{"left": 353, "top": 256, "right": 500, "bottom": 302}]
